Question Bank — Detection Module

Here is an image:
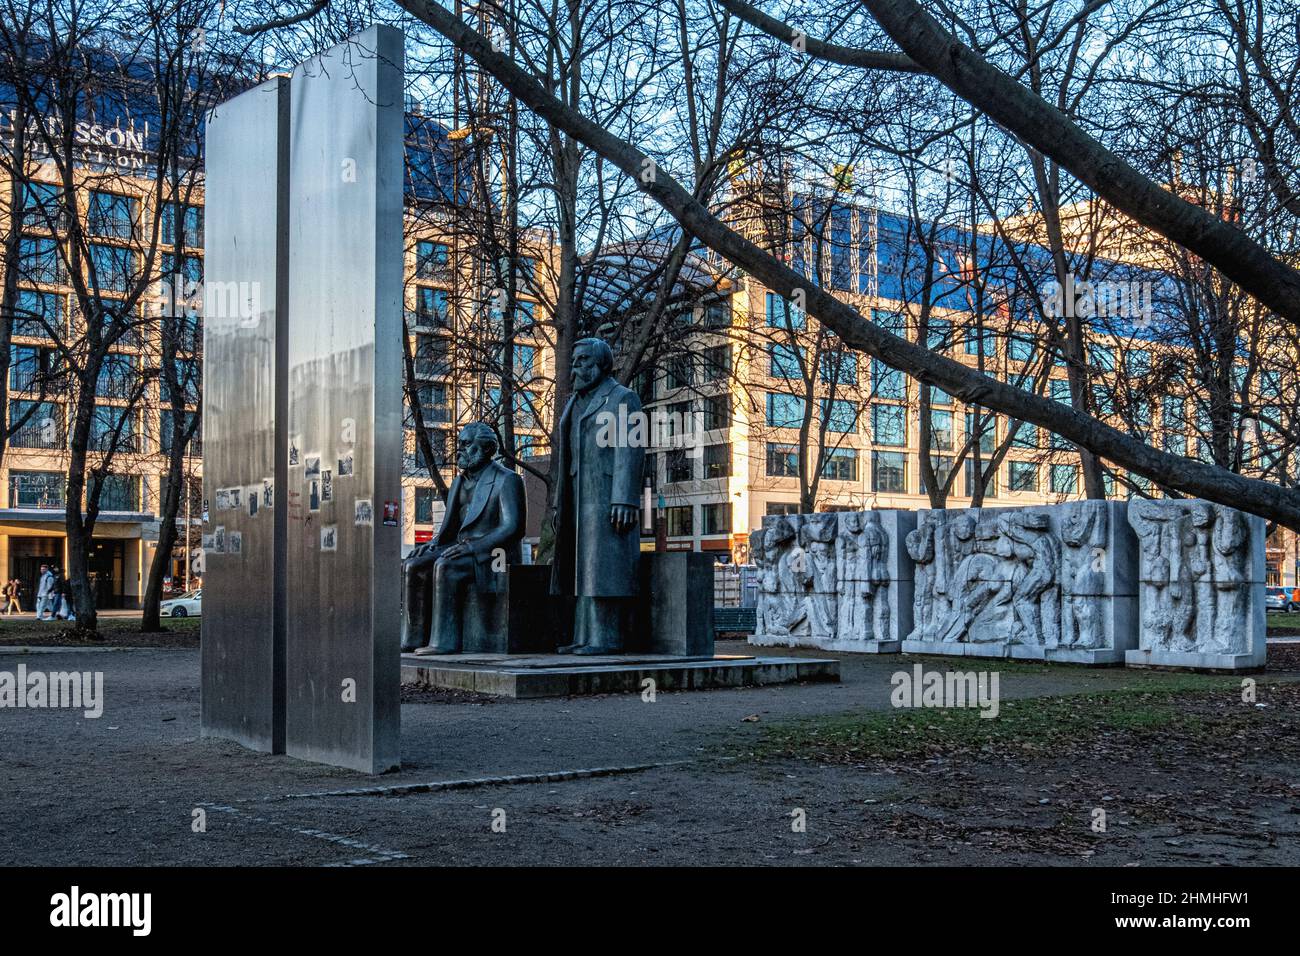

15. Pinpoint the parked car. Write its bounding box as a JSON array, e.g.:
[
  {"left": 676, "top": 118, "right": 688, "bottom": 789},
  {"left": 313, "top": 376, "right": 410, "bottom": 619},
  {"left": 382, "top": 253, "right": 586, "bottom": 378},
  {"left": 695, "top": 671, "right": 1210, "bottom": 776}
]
[
  {"left": 161, "top": 589, "right": 202, "bottom": 618},
  {"left": 1265, "top": 587, "right": 1295, "bottom": 612}
]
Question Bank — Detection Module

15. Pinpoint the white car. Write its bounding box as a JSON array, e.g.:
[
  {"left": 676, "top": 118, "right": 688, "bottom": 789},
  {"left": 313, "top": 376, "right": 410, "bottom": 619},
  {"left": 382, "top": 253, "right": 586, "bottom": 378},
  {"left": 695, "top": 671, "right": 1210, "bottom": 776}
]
[{"left": 161, "top": 589, "right": 202, "bottom": 618}]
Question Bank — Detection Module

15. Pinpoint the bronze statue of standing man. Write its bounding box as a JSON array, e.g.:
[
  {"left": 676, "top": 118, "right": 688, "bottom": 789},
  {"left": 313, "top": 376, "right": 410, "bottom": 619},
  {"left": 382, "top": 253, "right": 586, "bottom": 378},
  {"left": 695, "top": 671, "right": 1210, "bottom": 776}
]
[{"left": 550, "top": 338, "right": 645, "bottom": 654}]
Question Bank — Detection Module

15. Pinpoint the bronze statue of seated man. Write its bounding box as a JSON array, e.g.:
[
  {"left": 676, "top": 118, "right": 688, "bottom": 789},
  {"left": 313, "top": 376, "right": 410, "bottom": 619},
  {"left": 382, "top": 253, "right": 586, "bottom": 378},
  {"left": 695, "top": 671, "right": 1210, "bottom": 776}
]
[{"left": 401, "top": 422, "right": 526, "bottom": 655}]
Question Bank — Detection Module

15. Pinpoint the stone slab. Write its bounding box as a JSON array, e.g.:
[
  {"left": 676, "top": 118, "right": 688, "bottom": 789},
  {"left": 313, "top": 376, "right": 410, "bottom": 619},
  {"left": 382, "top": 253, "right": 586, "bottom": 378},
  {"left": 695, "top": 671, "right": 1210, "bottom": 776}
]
[
  {"left": 401, "top": 653, "right": 840, "bottom": 699},
  {"left": 1125, "top": 649, "right": 1266, "bottom": 673},
  {"left": 902, "top": 639, "right": 1046, "bottom": 662},
  {"left": 632, "top": 552, "right": 715, "bottom": 656},
  {"left": 1044, "top": 646, "right": 1127, "bottom": 665},
  {"left": 750, "top": 634, "right": 900, "bottom": 654},
  {"left": 461, "top": 566, "right": 562, "bottom": 655}
]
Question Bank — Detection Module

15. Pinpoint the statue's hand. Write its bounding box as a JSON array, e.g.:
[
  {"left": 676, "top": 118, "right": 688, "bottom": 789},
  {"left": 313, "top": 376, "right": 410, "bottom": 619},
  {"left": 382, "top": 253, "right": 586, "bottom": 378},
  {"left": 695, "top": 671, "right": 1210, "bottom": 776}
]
[
  {"left": 439, "top": 543, "right": 470, "bottom": 561},
  {"left": 609, "top": 504, "right": 638, "bottom": 534}
]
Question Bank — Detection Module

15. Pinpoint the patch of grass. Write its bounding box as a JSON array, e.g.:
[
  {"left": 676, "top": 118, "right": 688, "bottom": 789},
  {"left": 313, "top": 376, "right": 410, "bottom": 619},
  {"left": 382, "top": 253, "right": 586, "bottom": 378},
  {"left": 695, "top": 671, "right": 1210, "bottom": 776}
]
[
  {"left": 744, "top": 673, "right": 1253, "bottom": 763},
  {"left": 1267, "top": 611, "right": 1300, "bottom": 630},
  {"left": 0, "top": 613, "right": 199, "bottom": 645}
]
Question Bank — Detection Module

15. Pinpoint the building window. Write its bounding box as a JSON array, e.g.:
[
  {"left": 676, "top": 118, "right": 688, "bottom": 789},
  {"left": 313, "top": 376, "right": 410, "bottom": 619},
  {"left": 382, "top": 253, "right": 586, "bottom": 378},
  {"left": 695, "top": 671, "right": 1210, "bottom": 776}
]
[
  {"left": 965, "top": 410, "right": 996, "bottom": 454},
  {"left": 872, "top": 358, "right": 906, "bottom": 400},
  {"left": 922, "top": 454, "right": 954, "bottom": 494},
  {"left": 415, "top": 286, "right": 449, "bottom": 327},
  {"left": 872, "top": 451, "right": 907, "bottom": 493},
  {"left": 92, "top": 474, "right": 141, "bottom": 512},
  {"left": 700, "top": 344, "right": 731, "bottom": 382},
  {"left": 1010, "top": 421, "right": 1038, "bottom": 449},
  {"left": 160, "top": 409, "right": 200, "bottom": 456},
  {"left": 514, "top": 344, "right": 537, "bottom": 377},
  {"left": 702, "top": 502, "right": 731, "bottom": 535},
  {"left": 765, "top": 292, "right": 805, "bottom": 329},
  {"left": 9, "top": 470, "right": 64, "bottom": 509},
  {"left": 415, "top": 384, "right": 451, "bottom": 423},
  {"left": 1009, "top": 334, "right": 1036, "bottom": 363},
  {"left": 414, "top": 487, "right": 436, "bottom": 524},
  {"left": 19, "top": 236, "right": 62, "bottom": 285},
  {"left": 821, "top": 447, "right": 858, "bottom": 481},
  {"left": 161, "top": 202, "right": 203, "bottom": 247},
  {"left": 1125, "top": 348, "right": 1152, "bottom": 377},
  {"left": 927, "top": 385, "right": 952, "bottom": 406},
  {"left": 96, "top": 353, "right": 137, "bottom": 399},
  {"left": 90, "top": 405, "right": 137, "bottom": 452},
  {"left": 665, "top": 353, "right": 693, "bottom": 389},
  {"left": 822, "top": 398, "right": 858, "bottom": 433},
  {"left": 820, "top": 350, "right": 858, "bottom": 385},
  {"left": 87, "top": 190, "right": 137, "bottom": 240},
  {"left": 1009, "top": 460, "right": 1039, "bottom": 492},
  {"left": 13, "top": 290, "right": 62, "bottom": 337},
  {"left": 1089, "top": 343, "right": 1116, "bottom": 372},
  {"left": 872, "top": 308, "right": 906, "bottom": 338},
  {"left": 415, "top": 334, "right": 449, "bottom": 378},
  {"left": 1049, "top": 378, "right": 1072, "bottom": 404},
  {"left": 765, "top": 502, "right": 800, "bottom": 517},
  {"left": 666, "top": 505, "right": 694, "bottom": 537},
  {"left": 666, "top": 449, "right": 694, "bottom": 483},
  {"left": 964, "top": 326, "right": 996, "bottom": 358},
  {"left": 872, "top": 404, "right": 907, "bottom": 446},
  {"left": 704, "top": 444, "right": 731, "bottom": 479},
  {"left": 766, "top": 442, "right": 799, "bottom": 478},
  {"left": 9, "top": 345, "right": 59, "bottom": 393},
  {"left": 766, "top": 393, "right": 806, "bottom": 428},
  {"left": 1050, "top": 463, "right": 1079, "bottom": 494},
  {"left": 769, "top": 343, "right": 803, "bottom": 379},
  {"left": 89, "top": 243, "right": 135, "bottom": 292},
  {"left": 160, "top": 357, "right": 199, "bottom": 406},
  {"left": 702, "top": 393, "right": 730, "bottom": 431},
  {"left": 9, "top": 400, "right": 63, "bottom": 448},
  {"left": 703, "top": 298, "right": 732, "bottom": 328},
  {"left": 928, "top": 409, "right": 953, "bottom": 450},
  {"left": 416, "top": 241, "right": 449, "bottom": 277},
  {"left": 965, "top": 459, "right": 998, "bottom": 498},
  {"left": 924, "top": 319, "right": 952, "bottom": 350},
  {"left": 21, "top": 181, "right": 62, "bottom": 228}
]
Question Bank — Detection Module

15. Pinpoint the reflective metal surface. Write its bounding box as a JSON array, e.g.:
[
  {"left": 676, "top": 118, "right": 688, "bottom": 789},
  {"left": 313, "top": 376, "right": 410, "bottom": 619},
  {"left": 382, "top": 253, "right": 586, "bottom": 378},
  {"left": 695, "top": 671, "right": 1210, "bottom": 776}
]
[
  {"left": 283, "top": 26, "right": 404, "bottom": 773},
  {"left": 201, "top": 77, "right": 289, "bottom": 753}
]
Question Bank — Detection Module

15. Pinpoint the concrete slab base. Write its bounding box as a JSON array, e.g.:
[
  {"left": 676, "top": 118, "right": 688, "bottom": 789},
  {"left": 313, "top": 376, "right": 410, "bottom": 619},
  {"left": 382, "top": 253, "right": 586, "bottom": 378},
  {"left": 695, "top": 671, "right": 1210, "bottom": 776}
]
[
  {"left": 1125, "top": 649, "right": 1266, "bottom": 673},
  {"left": 902, "top": 640, "right": 1048, "bottom": 661},
  {"left": 400, "top": 652, "right": 840, "bottom": 699},
  {"left": 1045, "top": 646, "right": 1125, "bottom": 666},
  {"left": 750, "top": 635, "right": 900, "bottom": 654}
]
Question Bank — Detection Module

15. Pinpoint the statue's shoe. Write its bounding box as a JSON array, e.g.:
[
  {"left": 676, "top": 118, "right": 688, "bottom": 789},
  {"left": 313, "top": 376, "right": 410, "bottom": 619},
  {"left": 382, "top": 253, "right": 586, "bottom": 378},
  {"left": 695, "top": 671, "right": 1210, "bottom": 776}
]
[
  {"left": 413, "top": 645, "right": 459, "bottom": 657},
  {"left": 572, "top": 645, "right": 618, "bottom": 656},
  {"left": 556, "top": 643, "right": 580, "bottom": 654}
]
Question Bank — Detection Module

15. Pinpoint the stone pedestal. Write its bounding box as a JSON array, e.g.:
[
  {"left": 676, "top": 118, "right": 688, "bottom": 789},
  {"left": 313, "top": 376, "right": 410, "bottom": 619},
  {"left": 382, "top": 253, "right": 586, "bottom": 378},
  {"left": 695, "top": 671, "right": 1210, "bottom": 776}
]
[
  {"left": 462, "top": 566, "right": 562, "bottom": 655},
  {"left": 1124, "top": 499, "right": 1266, "bottom": 671},
  {"left": 750, "top": 511, "right": 915, "bottom": 654},
  {"left": 630, "top": 552, "right": 715, "bottom": 657}
]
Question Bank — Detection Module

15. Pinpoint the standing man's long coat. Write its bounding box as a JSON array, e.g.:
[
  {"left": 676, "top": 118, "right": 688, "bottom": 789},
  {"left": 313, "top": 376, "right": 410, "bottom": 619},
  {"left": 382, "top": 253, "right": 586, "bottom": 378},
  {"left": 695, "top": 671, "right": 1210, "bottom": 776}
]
[{"left": 550, "top": 375, "right": 645, "bottom": 597}]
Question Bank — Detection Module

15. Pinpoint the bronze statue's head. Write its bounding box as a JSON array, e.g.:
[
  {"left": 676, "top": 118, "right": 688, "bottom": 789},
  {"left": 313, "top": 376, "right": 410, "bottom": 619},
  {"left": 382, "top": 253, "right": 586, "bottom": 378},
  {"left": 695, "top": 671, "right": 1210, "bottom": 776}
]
[
  {"left": 571, "top": 337, "right": 614, "bottom": 394},
  {"left": 455, "top": 422, "right": 498, "bottom": 473}
]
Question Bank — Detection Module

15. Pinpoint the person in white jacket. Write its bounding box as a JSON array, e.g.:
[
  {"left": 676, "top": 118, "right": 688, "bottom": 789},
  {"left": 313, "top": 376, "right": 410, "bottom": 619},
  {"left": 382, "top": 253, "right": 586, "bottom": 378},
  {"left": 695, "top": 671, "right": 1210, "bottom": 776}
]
[{"left": 35, "top": 565, "right": 55, "bottom": 621}]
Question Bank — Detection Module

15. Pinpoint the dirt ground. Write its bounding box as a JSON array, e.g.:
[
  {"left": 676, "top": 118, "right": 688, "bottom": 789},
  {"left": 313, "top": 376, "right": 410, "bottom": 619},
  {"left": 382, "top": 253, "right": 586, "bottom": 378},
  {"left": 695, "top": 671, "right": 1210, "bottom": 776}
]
[{"left": 1, "top": 640, "right": 1297, "bottom": 866}]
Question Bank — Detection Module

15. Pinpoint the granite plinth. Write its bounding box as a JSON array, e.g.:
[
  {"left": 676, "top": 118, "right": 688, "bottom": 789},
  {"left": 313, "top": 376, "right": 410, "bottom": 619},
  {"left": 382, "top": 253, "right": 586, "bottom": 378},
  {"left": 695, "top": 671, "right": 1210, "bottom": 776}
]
[{"left": 401, "top": 652, "right": 839, "bottom": 699}]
